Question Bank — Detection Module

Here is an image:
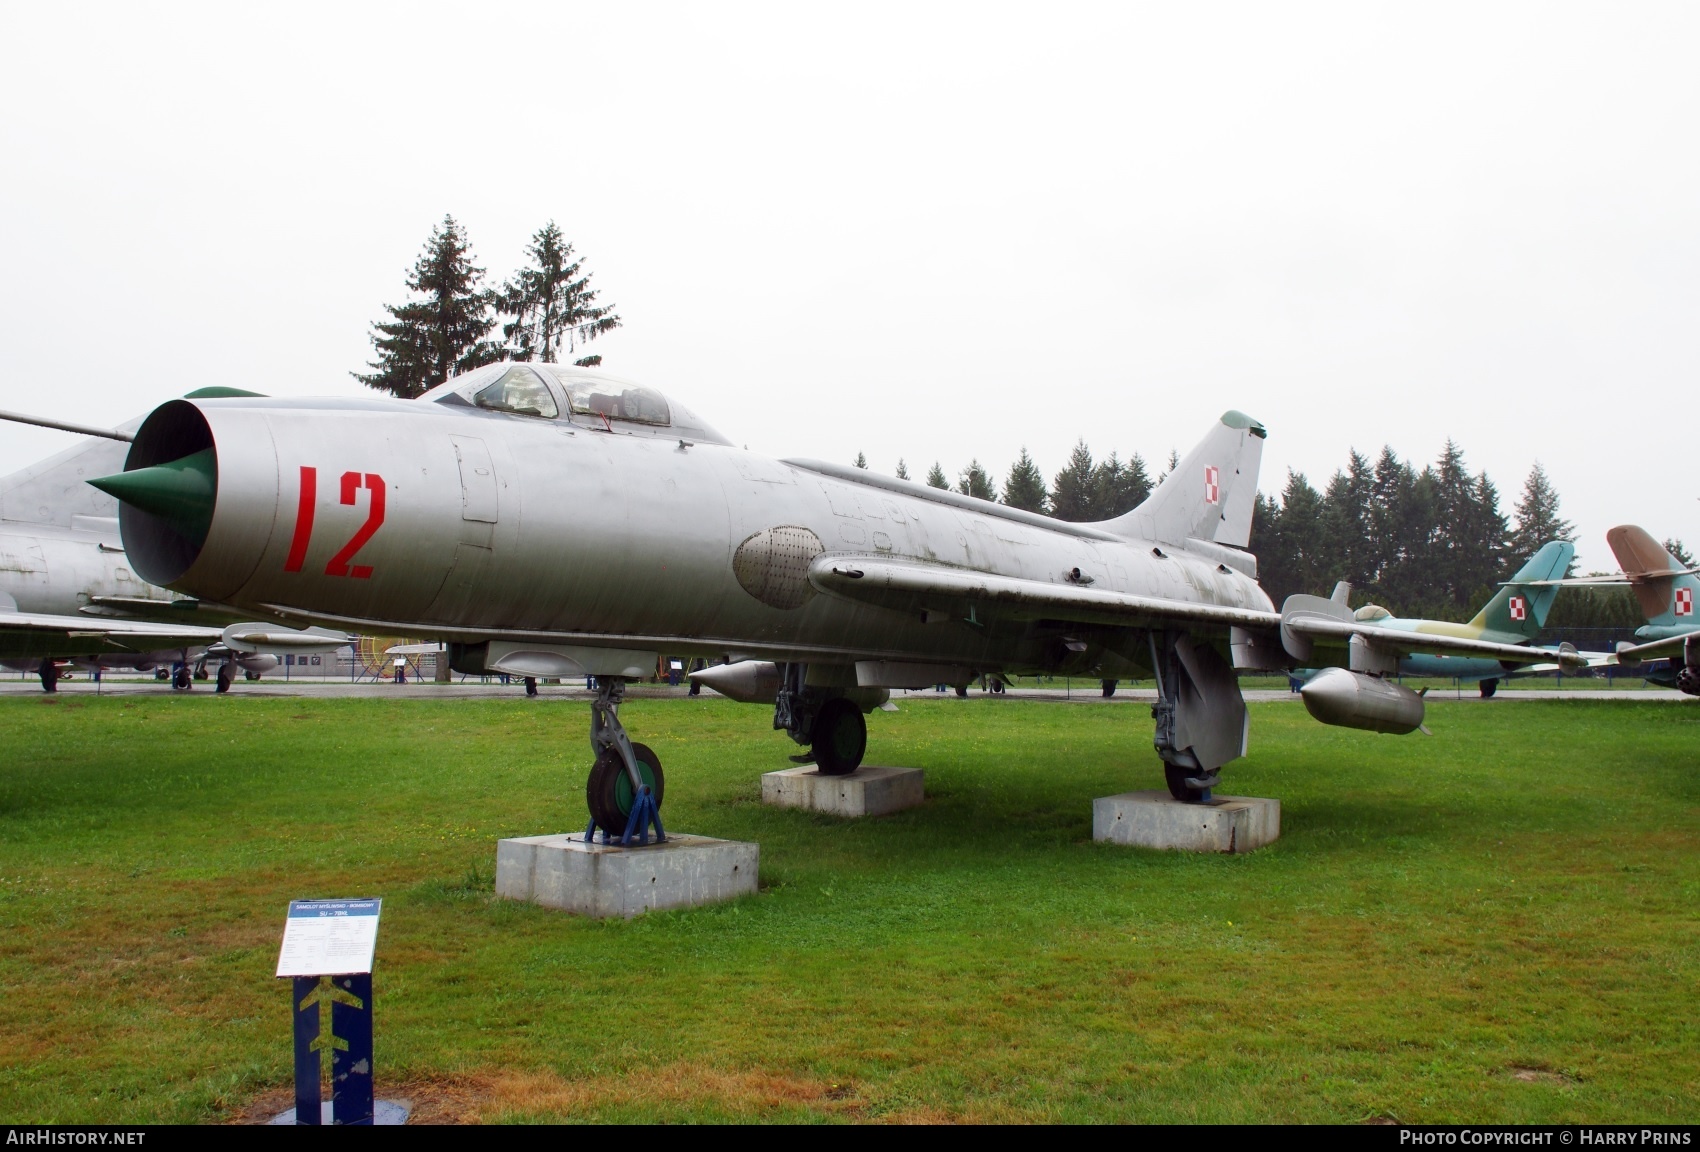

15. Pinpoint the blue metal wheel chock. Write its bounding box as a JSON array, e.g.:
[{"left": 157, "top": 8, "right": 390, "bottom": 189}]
[{"left": 582, "top": 786, "right": 666, "bottom": 847}]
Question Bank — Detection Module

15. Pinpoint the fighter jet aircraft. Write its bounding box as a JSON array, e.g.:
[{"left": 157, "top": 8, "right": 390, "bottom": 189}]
[
  {"left": 1292, "top": 540, "right": 1576, "bottom": 714},
  {"left": 0, "top": 403, "right": 345, "bottom": 690},
  {"left": 80, "top": 365, "right": 1576, "bottom": 831},
  {"left": 1569, "top": 526, "right": 1700, "bottom": 694}
]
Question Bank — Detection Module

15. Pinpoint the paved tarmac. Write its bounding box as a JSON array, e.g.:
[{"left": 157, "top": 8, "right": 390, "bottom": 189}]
[{"left": 0, "top": 675, "right": 1686, "bottom": 704}]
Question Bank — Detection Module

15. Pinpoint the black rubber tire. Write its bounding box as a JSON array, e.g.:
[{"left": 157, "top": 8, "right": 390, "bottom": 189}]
[
  {"left": 245, "top": 670, "right": 260, "bottom": 681},
  {"left": 172, "top": 666, "right": 192, "bottom": 690},
  {"left": 812, "top": 698, "right": 867, "bottom": 776},
  {"left": 585, "top": 742, "right": 665, "bottom": 836},
  {"left": 954, "top": 684, "right": 968, "bottom": 698},
  {"left": 154, "top": 668, "right": 170, "bottom": 681},
  {"left": 1164, "top": 763, "right": 1208, "bottom": 803},
  {"left": 524, "top": 677, "right": 538, "bottom": 697},
  {"left": 216, "top": 663, "right": 234, "bottom": 693},
  {"left": 1102, "top": 679, "right": 1118, "bottom": 698},
  {"left": 1479, "top": 678, "right": 1499, "bottom": 699},
  {"left": 38, "top": 660, "right": 58, "bottom": 694}
]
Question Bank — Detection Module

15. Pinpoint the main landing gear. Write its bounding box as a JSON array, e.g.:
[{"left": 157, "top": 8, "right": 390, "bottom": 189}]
[
  {"left": 582, "top": 679, "right": 666, "bottom": 845},
  {"left": 216, "top": 661, "right": 235, "bottom": 694},
  {"left": 773, "top": 663, "right": 867, "bottom": 776},
  {"left": 1147, "top": 630, "right": 1249, "bottom": 804},
  {"left": 1479, "top": 677, "right": 1498, "bottom": 699},
  {"left": 37, "top": 659, "right": 59, "bottom": 694}
]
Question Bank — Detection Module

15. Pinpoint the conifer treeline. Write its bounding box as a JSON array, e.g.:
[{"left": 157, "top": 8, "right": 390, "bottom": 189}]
[
  {"left": 1251, "top": 445, "right": 1572, "bottom": 619},
  {"left": 874, "top": 439, "right": 1614, "bottom": 622},
  {"left": 881, "top": 441, "right": 1162, "bottom": 522}
]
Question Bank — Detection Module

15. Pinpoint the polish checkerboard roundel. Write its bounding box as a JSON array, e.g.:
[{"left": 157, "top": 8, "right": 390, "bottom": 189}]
[
  {"left": 1509, "top": 596, "right": 1526, "bottom": 621},
  {"left": 1678, "top": 587, "right": 1693, "bottom": 617},
  {"left": 1204, "top": 466, "right": 1220, "bottom": 505}
]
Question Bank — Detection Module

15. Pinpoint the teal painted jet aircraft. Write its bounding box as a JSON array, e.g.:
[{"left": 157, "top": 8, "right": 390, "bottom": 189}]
[{"left": 1302, "top": 540, "right": 1575, "bottom": 700}]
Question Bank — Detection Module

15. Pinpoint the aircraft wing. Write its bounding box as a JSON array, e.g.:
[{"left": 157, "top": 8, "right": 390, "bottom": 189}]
[
  {"left": 1611, "top": 632, "right": 1697, "bottom": 664},
  {"left": 806, "top": 555, "right": 1283, "bottom": 631},
  {"left": 0, "top": 611, "right": 352, "bottom": 658},
  {"left": 1281, "top": 611, "right": 1586, "bottom": 668},
  {"left": 0, "top": 610, "right": 225, "bottom": 655}
]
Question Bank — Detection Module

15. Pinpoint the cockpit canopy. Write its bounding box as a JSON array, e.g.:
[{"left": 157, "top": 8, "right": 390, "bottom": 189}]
[
  {"left": 420, "top": 364, "right": 732, "bottom": 445},
  {"left": 1353, "top": 604, "right": 1393, "bottom": 622}
]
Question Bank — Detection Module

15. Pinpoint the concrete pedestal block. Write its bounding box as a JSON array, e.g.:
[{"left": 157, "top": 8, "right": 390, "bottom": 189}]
[
  {"left": 760, "top": 765, "right": 924, "bottom": 817},
  {"left": 1092, "top": 791, "right": 1280, "bottom": 854},
  {"left": 495, "top": 832, "right": 758, "bottom": 918}
]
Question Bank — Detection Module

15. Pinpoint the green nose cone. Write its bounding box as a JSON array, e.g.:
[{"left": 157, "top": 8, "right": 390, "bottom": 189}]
[{"left": 89, "top": 448, "right": 217, "bottom": 544}]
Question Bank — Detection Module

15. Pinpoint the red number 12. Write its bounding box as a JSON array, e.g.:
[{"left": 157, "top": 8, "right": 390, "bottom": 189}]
[{"left": 283, "top": 466, "right": 386, "bottom": 579}]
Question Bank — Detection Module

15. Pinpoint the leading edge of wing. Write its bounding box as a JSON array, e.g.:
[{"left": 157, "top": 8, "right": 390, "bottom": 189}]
[
  {"left": 0, "top": 610, "right": 225, "bottom": 653},
  {"left": 807, "top": 555, "right": 1282, "bottom": 630},
  {"left": 1283, "top": 613, "right": 1581, "bottom": 667},
  {"left": 1612, "top": 632, "right": 1699, "bottom": 664}
]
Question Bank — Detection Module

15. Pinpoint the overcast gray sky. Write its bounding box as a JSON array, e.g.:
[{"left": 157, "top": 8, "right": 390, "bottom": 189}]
[{"left": 2, "top": 2, "right": 1695, "bottom": 572}]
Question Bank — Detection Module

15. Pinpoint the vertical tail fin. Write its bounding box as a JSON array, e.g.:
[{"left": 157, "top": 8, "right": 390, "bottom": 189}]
[
  {"left": 1098, "top": 411, "right": 1266, "bottom": 548},
  {"left": 1467, "top": 541, "right": 1575, "bottom": 637},
  {"left": 1607, "top": 525, "right": 1698, "bottom": 626}
]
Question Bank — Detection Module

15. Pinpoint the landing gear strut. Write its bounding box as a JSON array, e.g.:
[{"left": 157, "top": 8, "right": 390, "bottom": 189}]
[
  {"left": 1147, "top": 630, "right": 1248, "bottom": 803},
  {"left": 171, "top": 661, "right": 192, "bottom": 690},
  {"left": 773, "top": 663, "right": 867, "bottom": 775},
  {"left": 583, "top": 679, "right": 665, "bottom": 844}
]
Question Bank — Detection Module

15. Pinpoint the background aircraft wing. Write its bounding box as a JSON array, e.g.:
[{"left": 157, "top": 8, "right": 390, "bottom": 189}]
[
  {"left": 806, "top": 555, "right": 1283, "bottom": 631},
  {"left": 82, "top": 595, "right": 298, "bottom": 628},
  {"left": 1281, "top": 612, "right": 1585, "bottom": 667},
  {"left": 0, "top": 610, "right": 224, "bottom": 654},
  {"left": 1611, "top": 633, "right": 1697, "bottom": 664}
]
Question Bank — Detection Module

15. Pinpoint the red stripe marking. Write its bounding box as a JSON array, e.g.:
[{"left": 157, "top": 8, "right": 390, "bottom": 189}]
[{"left": 283, "top": 466, "right": 316, "bottom": 572}]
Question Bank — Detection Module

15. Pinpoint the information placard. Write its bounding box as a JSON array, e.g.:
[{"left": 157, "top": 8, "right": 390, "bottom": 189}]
[{"left": 276, "top": 898, "right": 382, "bottom": 977}]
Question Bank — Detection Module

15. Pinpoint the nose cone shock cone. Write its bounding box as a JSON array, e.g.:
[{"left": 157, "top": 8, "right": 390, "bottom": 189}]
[{"left": 89, "top": 448, "right": 217, "bottom": 545}]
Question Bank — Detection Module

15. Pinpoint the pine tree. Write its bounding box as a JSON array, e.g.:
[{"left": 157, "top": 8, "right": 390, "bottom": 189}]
[
  {"left": 957, "top": 460, "right": 995, "bottom": 500},
  {"left": 1257, "top": 472, "right": 1327, "bottom": 606},
  {"left": 1321, "top": 450, "right": 1375, "bottom": 592},
  {"left": 926, "top": 462, "right": 949, "bottom": 490},
  {"left": 1665, "top": 539, "right": 1695, "bottom": 569},
  {"left": 1050, "top": 441, "right": 1097, "bottom": 521},
  {"left": 1002, "top": 448, "right": 1049, "bottom": 513},
  {"left": 895, "top": 459, "right": 909, "bottom": 481},
  {"left": 1093, "top": 451, "right": 1151, "bottom": 518},
  {"left": 1364, "top": 446, "right": 1428, "bottom": 607},
  {"left": 854, "top": 452, "right": 868, "bottom": 469},
  {"left": 1155, "top": 449, "right": 1180, "bottom": 485},
  {"left": 1507, "top": 462, "right": 1576, "bottom": 563},
  {"left": 497, "top": 221, "right": 621, "bottom": 364},
  {"left": 356, "top": 215, "right": 503, "bottom": 397}
]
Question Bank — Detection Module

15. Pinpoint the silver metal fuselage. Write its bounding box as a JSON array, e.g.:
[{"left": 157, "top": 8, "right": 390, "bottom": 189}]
[
  {"left": 0, "top": 519, "right": 168, "bottom": 616},
  {"left": 149, "top": 395, "right": 1273, "bottom": 673}
]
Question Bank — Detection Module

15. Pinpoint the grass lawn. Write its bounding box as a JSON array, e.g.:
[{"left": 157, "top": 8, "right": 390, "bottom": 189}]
[{"left": 0, "top": 692, "right": 1695, "bottom": 1123}]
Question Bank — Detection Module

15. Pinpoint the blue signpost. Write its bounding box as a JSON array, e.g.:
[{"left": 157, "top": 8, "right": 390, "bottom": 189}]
[{"left": 277, "top": 898, "right": 382, "bottom": 1126}]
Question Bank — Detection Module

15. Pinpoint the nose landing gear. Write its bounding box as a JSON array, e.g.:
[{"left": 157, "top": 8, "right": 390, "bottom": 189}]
[{"left": 583, "top": 679, "right": 666, "bottom": 845}]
